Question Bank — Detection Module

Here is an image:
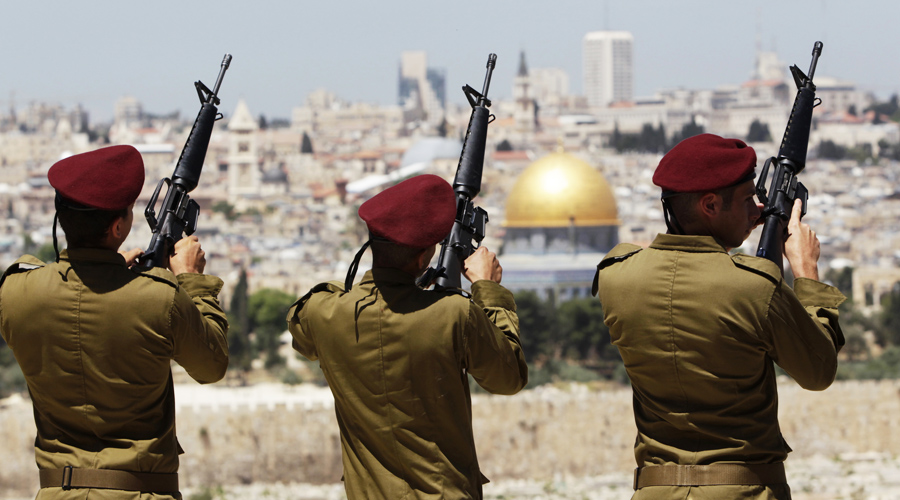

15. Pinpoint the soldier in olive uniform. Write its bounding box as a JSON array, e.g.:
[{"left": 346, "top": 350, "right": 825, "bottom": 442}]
[
  {"left": 0, "top": 145, "right": 229, "bottom": 499},
  {"left": 288, "top": 174, "right": 527, "bottom": 500},
  {"left": 592, "top": 134, "right": 844, "bottom": 500}
]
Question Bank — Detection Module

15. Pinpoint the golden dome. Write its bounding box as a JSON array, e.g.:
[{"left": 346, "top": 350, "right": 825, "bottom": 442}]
[{"left": 503, "top": 151, "right": 619, "bottom": 228}]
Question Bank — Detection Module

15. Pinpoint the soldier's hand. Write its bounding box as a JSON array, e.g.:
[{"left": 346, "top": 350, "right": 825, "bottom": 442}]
[
  {"left": 169, "top": 236, "right": 207, "bottom": 275},
  {"left": 119, "top": 247, "right": 143, "bottom": 267},
  {"left": 463, "top": 246, "right": 502, "bottom": 284},
  {"left": 783, "top": 199, "right": 819, "bottom": 280}
]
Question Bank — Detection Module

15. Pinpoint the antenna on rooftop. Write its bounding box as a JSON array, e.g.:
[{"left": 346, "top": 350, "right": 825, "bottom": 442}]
[{"left": 603, "top": 0, "right": 609, "bottom": 30}]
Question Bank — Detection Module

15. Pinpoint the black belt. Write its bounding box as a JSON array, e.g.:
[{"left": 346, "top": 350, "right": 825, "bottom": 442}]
[
  {"left": 39, "top": 467, "right": 179, "bottom": 493},
  {"left": 634, "top": 463, "right": 786, "bottom": 489}
]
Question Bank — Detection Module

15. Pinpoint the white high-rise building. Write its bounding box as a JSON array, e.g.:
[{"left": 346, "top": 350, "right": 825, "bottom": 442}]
[{"left": 583, "top": 31, "right": 634, "bottom": 108}]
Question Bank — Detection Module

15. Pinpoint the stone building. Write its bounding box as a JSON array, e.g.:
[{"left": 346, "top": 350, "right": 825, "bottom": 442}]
[{"left": 227, "top": 99, "right": 261, "bottom": 201}]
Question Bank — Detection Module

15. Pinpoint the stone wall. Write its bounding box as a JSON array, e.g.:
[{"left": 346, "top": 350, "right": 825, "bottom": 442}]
[{"left": 2, "top": 379, "right": 899, "bottom": 498}]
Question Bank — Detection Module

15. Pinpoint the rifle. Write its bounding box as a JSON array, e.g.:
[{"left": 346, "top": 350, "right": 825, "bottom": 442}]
[
  {"left": 755, "top": 42, "right": 822, "bottom": 273},
  {"left": 417, "top": 53, "right": 497, "bottom": 290},
  {"left": 138, "top": 54, "right": 232, "bottom": 269}
]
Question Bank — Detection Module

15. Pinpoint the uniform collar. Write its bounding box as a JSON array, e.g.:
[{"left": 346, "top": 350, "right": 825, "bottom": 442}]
[
  {"left": 650, "top": 233, "right": 728, "bottom": 253},
  {"left": 360, "top": 267, "right": 418, "bottom": 286},
  {"left": 59, "top": 247, "right": 127, "bottom": 266}
]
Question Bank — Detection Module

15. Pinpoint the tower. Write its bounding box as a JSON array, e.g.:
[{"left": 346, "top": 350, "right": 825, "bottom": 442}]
[
  {"left": 583, "top": 31, "right": 634, "bottom": 108},
  {"left": 227, "top": 99, "right": 260, "bottom": 198},
  {"left": 398, "top": 51, "right": 446, "bottom": 126},
  {"left": 513, "top": 51, "right": 537, "bottom": 133}
]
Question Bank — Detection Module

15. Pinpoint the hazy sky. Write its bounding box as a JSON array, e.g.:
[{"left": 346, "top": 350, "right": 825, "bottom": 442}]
[{"left": 3, "top": 1, "right": 898, "bottom": 122}]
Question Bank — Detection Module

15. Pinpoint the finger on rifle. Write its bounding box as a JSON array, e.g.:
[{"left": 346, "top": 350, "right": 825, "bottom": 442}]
[
  {"left": 788, "top": 199, "right": 803, "bottom": 231},
  {"left": 119, "top": 247, "right": 144, "bottom": 266}
]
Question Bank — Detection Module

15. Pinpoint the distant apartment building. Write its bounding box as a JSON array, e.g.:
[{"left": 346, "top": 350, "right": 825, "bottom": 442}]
[
  {"left": 114, "top": 96, "right": 143, "bottom": 127},
  {"left": 529, "top": 67, "right": 570, "bottom": 117},
  {"left": 291, "top": 89, "right": 404, "bottom": 145},
  {"left": 398, "top": 51, "right": 446, "bottom": 126},
  {"left": 531, "top": 68, "right": 569, "bottom": 103},
  {"left": 583, "top": 31, "right": 634, "bottom": 108}
]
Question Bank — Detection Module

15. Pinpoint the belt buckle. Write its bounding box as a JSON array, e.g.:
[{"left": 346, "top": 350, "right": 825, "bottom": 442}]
[{"left": 61, "top": 465, "right": 74, "bottom": 490}]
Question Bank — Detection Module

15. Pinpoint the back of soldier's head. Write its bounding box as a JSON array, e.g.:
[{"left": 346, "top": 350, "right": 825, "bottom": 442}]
[
  {"left": 358, "top": 174, "right": 455, "bottom": 268},
  {"left": 48, "top": 145, "right": 144, "bottom": 249},
  {"left": 56, "top": 197, "right": 127, "bottom": 248},
  {"left": 653, "top": 134, "right": 756, "bottom": 233}
]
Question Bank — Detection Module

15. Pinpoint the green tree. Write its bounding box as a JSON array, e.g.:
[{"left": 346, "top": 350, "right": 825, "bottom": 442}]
[
  {"left": 248, "top": 288, "right": 295, "bottom": 369},
  {"left": 227, "top": 268, "right": 252, "bottom": 371},
  {"left": 824, "top": 266, "right": 853, "bottom": 300},
  {"left": 879, "top": 284, "right": 900, "bottom": 346},
  {"left": 301, "top": 132, "right": 314, "bottom": 154},
  {"left": 838, "top": 345, "right": 900, "bottom": 380},
  {"left": 556, "top": 298, "right": 611, "bottom": 360},
  {"left": 611, "top": 123, "right": 622, "bottom": 151},
  {"left": 841, "top": 323, "right": 871, "bottom": 362},
  {"left": 611, "top": 129, "right": 641, "bottom": 153},
  {"left": 668, "top": 116, "right": 705, "bottom": 150},
  {"left": 22, "top": 232, "right": 37, "bottom": 254},
  {"left": 514, "top": 290, "right": 557, "bottom": 360},
  {"left": 36, "top": 243, "right": 56, "bottom": 263},
  {"left": 817, "top": 140, "right": 846, "bottom": 160},
  {"left": 638, "top": 123, "right": 667, "bottom": 153},
  {"left": 0, "top": 339, "right": 25, "bottom": 397},
  {"left": 878, "top": 139, "right": 900, "bottom": 161},
  {"left": 865, "top": 94, "right": 900, "bottom": 122},
  {"left": 211, "top": 200, "right": 237, "bottom": 222},
  {"left": 848, "top": 143, "right": 874, "bottom": 164},
  {"left": 746, "top": 119, "right": 772, "bottom": 142}
]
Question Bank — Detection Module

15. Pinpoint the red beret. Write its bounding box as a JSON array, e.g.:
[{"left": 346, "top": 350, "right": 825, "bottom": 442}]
[
  {"left": 359, "top": 174, "right": 456, "bottom": 247},
  {"left": 653, "top": 134, "right": 756, "bottom": 195},
  {"left": 48, "top": 145, "right": 144, "bottom": 210}
]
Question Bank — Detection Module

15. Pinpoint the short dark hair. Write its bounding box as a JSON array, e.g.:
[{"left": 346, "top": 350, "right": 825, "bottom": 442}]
[
  {"left": 56, "top": 195, "right": 128, "bottom": 248},
  {"left": 369, "top": 235, "right": 428, "bottom": 269},
  {"left": 667, "top": 185, "right": 737, "bottom": 228}
]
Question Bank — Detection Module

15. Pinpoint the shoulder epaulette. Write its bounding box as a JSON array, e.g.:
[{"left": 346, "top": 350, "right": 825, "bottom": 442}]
[
  {"left": 289, "top": 281, "right": 345, "bottom": 320},
  {"left": 592, "top": 244, "right": 643, "bottom": 296},
  {"left": 597, "top": 243, "right": 643, "bottom": 271},
  {"left": 0, "top": 256, "right": 45, "bottom": 288},
  {"left": 131, "top": 266, "right": 179, "bottom": 289},
  {"left": 732, "top": 253, "right": 782, "bottom": 285}
]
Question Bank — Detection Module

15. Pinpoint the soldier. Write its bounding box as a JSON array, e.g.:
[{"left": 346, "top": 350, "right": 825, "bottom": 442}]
[
  {"left": 287, "top": 174, "right": 527, "bottom": 500},
  {"left": 0, "top": 145, "right": 229, "bottom": 499},
  {"left": 592, "top": 134, "right": 844, "bottom": 500}
]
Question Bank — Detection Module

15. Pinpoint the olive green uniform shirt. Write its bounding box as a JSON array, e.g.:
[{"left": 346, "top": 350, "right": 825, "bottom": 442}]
[
  {"left": 0, "top": 248, "right": 229, "bottom": 500},
  {"left": 593, "top": 235, "right": 844, "bottom": 500},
  {"left": 288, "top": 268, "right": 527, "bottom": 500}
]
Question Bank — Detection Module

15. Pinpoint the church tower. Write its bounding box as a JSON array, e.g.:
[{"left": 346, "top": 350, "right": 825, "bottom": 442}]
[
  {"left": 513, "top": 51, "right": 537, "bottom": 133},
  {"left": 227, "top": 99, "right": 260, "bottom": 199}
]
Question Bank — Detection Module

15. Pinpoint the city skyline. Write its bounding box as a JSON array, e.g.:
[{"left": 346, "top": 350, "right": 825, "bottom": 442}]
[{"left": 2, "top": 1, "right": 900, "bottom": 122}]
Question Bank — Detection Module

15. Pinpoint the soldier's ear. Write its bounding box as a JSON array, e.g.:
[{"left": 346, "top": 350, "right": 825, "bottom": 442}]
[
  {"left": 108, "top": 216, "right": 125, "bottom": 240},
  {"left": 415, "top": 245, "right": 436, "bottom": 270},
  {"left": 697, "top": 192, "right": 721, "bottom": 218}
]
